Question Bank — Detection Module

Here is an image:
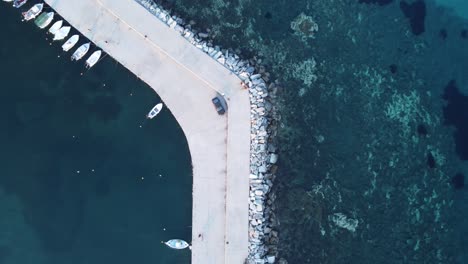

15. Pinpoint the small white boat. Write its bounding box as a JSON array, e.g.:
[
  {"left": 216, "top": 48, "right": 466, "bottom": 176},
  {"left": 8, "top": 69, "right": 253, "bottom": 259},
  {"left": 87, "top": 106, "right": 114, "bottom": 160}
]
[
  {"left": 3, "top": 0, "right": 14, "bottom": 3},
  {"left": 163, "top": 239, "right": 189, "bottom": 250},
  {"left": 85, "top": 50, "right": 102, "bottom": 68},
  {"left": 22, "top": 3, "right": 43, "bottom": 21},
  {"left": 71, "top": 43, "right": 90, "bottom": 61},
  {"left": 53, "top": 26, "right": 71, "bottom": 41},
  {"left": 146, "top": 103, "right": 163, "bottom": 119},
  {"left": 48, "top": 20, "right": 62, "bottom": 34},
  {"left": 62, "top": 35, "right": 79, "bottom": 52},
  {"left": 34, "top": 12, "right": 54, "bottom": 29},
  {"left": 13, "top": 0, "right": 27, "bottom": 8}
]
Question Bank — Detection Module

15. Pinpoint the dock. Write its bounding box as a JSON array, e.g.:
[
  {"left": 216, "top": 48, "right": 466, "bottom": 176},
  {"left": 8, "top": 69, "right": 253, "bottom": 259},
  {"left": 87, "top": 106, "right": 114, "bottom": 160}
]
[{"left": 43, "top": 0, "right": 250, "bottom": 263}]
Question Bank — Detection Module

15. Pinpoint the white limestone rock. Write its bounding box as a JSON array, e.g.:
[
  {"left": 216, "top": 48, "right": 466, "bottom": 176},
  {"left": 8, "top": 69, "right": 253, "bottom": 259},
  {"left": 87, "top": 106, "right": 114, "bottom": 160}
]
[{"left": 269, "top": 154, "right": 278, "bottom": 164}]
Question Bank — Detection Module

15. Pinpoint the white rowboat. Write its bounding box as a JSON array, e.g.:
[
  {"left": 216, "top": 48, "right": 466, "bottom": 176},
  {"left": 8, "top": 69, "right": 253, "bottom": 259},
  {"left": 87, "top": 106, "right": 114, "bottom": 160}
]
[
  {"left": 85, "top": 50, "right": 102, "bottom": 68},
  {"left": 53, "top": 26, "right": 71, "bottom": 41},
  {"left": 163, "top": 239, "right": 189, "bottom": 250},
  {"left": 71, "top": 43, "right": 90, "bottom": 61},
  {"left": 62, "top": 35, "right": 79, "bottom": 52},
  {"left": 48, "top": 20, "right": 62, "bottom": 34},
  {"left": 146, "top": 103, "right": 163, "bottom": 119},
  {"left": 22, "top": 3, "right": 43, "bottom": 21}
]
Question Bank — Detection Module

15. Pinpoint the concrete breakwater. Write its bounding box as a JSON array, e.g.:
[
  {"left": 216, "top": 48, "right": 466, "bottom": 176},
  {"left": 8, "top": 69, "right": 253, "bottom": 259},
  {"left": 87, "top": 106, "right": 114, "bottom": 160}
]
[{"left": 135, "top": 1, "right": 282, "bottom": 263}]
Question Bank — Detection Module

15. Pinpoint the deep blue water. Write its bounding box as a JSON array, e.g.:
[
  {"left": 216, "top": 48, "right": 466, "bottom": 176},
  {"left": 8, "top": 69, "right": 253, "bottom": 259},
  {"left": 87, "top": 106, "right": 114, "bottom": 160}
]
[
  {"left": 160, "top": 0, "right": 468, "bottom": 262},
  {"left": 0, "top": 3, "right": 191, "bottom": 264}
]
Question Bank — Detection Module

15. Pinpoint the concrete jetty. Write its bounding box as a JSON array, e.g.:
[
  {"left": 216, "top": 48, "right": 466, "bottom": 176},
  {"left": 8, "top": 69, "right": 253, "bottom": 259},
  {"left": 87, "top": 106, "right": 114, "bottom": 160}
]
[{"left": 43, "top": 0, "right": 250, "bottom": 263}]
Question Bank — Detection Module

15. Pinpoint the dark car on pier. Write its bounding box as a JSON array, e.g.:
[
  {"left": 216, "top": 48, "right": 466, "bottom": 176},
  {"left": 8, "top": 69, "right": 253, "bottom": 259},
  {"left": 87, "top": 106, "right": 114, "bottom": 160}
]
[{"left": 212, "top": 96, "right": 226, "bottom": 115}]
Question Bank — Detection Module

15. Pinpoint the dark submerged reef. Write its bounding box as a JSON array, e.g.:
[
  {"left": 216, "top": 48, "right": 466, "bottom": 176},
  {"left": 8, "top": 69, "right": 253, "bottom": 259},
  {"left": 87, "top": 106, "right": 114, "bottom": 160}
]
[
  {"left": 389, "top": 64, "right": 398, "bottom": 74},
  {"left": 400, "top": 0, "right": 426, "bottom": 35},
  {"left": 439, "top": 28, "right": 448, "bottom": 39},
  {"left": 461, "top": 29, "right": 468, "bottom": 39},
  {"left": 442, "top": 80, "right": 468, "bottom": 160}
]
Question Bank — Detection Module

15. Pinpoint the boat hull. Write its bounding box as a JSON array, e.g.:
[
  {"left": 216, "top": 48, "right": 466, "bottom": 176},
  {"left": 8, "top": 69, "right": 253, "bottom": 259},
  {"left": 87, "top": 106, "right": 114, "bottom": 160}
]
[
  {"left": 71, "top": 43, "right": 91, "bottom": 61},
  {"left": 164, "top": 239, "right": 189, "bottom": 250},
  {"left": 62, "top": 35, "right": 79, "bottom": 52},
  {"left": 13, "top": 0, "right": 27, "bottom": 8},
  {"left": 34, "top": 12, "right": 54, "bottom": 29},
  {"left": 85, "top": 50, "right": 102, "bottom": 68},
  {"left": 146, "top": 103, "right": 163, "bottom": 119},
  {"left": 48, "top": 20, "right": 63, "bottom": 34},
  {"left": 22, "top": 3, "right": 43, "bottom": 21},
  {"left": 53, "top": 26, "right": 71, "bottom": 41}
]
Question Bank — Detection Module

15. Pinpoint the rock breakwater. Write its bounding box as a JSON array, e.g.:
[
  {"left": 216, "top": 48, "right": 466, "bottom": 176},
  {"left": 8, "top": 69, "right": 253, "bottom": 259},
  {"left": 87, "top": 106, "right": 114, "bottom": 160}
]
[{"left": 135, "top": 0, "right": 281, "bottom": 263}]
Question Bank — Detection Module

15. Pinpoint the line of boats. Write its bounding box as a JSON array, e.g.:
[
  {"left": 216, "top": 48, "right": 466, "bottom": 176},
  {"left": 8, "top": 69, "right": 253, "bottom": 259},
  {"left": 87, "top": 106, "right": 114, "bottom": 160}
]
[
  {"left": 3, "top": 1, "right": 102, "bottom": 68},
  {"left": 4, "top": 1, "right": 164, "bottom": 119}
]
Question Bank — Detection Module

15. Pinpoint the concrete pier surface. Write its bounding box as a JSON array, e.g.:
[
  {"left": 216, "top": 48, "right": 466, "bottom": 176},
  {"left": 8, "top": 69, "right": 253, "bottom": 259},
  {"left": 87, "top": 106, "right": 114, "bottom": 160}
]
[{"left": 43, "top": 0, "right": 250, "bottom": 263}]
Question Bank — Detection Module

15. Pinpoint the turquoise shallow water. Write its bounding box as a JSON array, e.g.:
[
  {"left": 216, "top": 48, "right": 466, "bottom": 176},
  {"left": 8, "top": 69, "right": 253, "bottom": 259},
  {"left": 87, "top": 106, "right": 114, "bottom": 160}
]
[
  {"left": 0, "top": 3, "right": 191, "bottom": 264},
  {"left": 161, "top": 0, "right": 468, "bottom": 262}
]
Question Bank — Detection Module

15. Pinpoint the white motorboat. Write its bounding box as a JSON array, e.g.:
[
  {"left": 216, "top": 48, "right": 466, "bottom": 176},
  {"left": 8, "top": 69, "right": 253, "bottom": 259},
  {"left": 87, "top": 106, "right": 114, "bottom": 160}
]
[
  {"left": 3, "top": 0, "right": 14, "bottom": 3},
  {"left": 53, "top": 26, "right": 71, "bottom": 41},
  {"left": 34, "top": 12, "right": 54, "bottom": 29},
  {"left": 146, "top": 103, "right": 163, "bottom": 119},
  {"left": 13, "top": 0, "right": 27, "bottom": 8},
  {"left": 71, "top": 43, "right": 90, "bottom": 61},
  {"left": 22, "top": 3, "right": 43, "bottom": 21},
  {"left": 48, "top": 20, "right": 62, "bottom": 34},
  {"left": 85, "top": 50, "right": 102, "bottom": 68},
  {"left": 163, "top": 239, "right": 189, "bottom": 250},
  {"left": 62, "top": 35, "right": 79, "bottom": 52}
]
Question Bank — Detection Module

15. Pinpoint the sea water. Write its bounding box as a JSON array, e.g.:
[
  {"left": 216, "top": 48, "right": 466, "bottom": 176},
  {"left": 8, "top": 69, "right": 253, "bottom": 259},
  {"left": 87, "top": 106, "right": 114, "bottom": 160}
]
[
  {"left": 0, "top": 3, "right": 191, "bottom": 264},
  {"left": 162, "top": 0, "right": 468, "bottom": 262}
]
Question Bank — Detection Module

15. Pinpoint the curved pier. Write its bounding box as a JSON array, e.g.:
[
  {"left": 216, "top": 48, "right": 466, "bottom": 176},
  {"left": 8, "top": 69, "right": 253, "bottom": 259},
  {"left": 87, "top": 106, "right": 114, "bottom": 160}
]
[{"left": 43, "top": 0, "right": 250, "bottom": 263}]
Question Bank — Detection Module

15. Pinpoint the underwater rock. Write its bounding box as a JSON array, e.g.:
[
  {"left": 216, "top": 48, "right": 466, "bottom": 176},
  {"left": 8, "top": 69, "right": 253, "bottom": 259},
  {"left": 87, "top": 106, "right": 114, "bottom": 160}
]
[
  {"left": 426, "top": 152, "right": 436, "bottom": 168},
  {"left": 290, "top": 13, "right": 318, "bottom": 41},
  {"left": 417, "top": 124, "right": 428, "bottom": 136},
  {"left": 330, "top": 213, "right": 359, "bottom": 232},
  {"left": 400, "top": 0, "right": 426, "bottom": 36},
  {"left": 451, "top": 173, "right": 465, "bottom": 189},
  {"left": 389, "top": 64, "right": 398, "bottom": 74},
  {"left": 290, "top": 58, "right": 317, "bottom": 86}
]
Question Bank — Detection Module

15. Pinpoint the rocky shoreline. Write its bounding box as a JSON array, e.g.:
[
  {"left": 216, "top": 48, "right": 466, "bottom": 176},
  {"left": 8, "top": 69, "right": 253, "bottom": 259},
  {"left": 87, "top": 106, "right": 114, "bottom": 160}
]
[{"left": 135, "top": 0, "right": 281, "bottom": 263}]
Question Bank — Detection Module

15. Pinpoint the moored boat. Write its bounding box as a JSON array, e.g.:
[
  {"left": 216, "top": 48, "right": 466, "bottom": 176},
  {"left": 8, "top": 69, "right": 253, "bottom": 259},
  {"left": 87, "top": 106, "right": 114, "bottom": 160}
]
[
  {"left": 71, "top": 43, "right": 90, "bottom": 61},
  {"left": 62, "top": 35, "right": 79, "bottom": 52},
  {"left": 85, "top": 50, "right": 102, "bottom": 68},
  {"left": 146, "top": 103, "right": 163, "bottom": 119},
  {"left": 13, "top": 0, "right": 27, "bottom": 8},
  {"left": 22, "top": 3, "right": 43, "bottom": 21},
  {"left": 3, "top": 0, "right": 14, "bottom": 3},
  {"left": 53, "top": 26, "right": 71, "bottom": 41},
  {"left": 34, "top": 12, "right": 54, "bottom": 29},
  {"left": 163, "top": 239, "right": 189, "bottom": 250},
  {"left": 48, "top": 20, "right": 62, "bottom": 34}
]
